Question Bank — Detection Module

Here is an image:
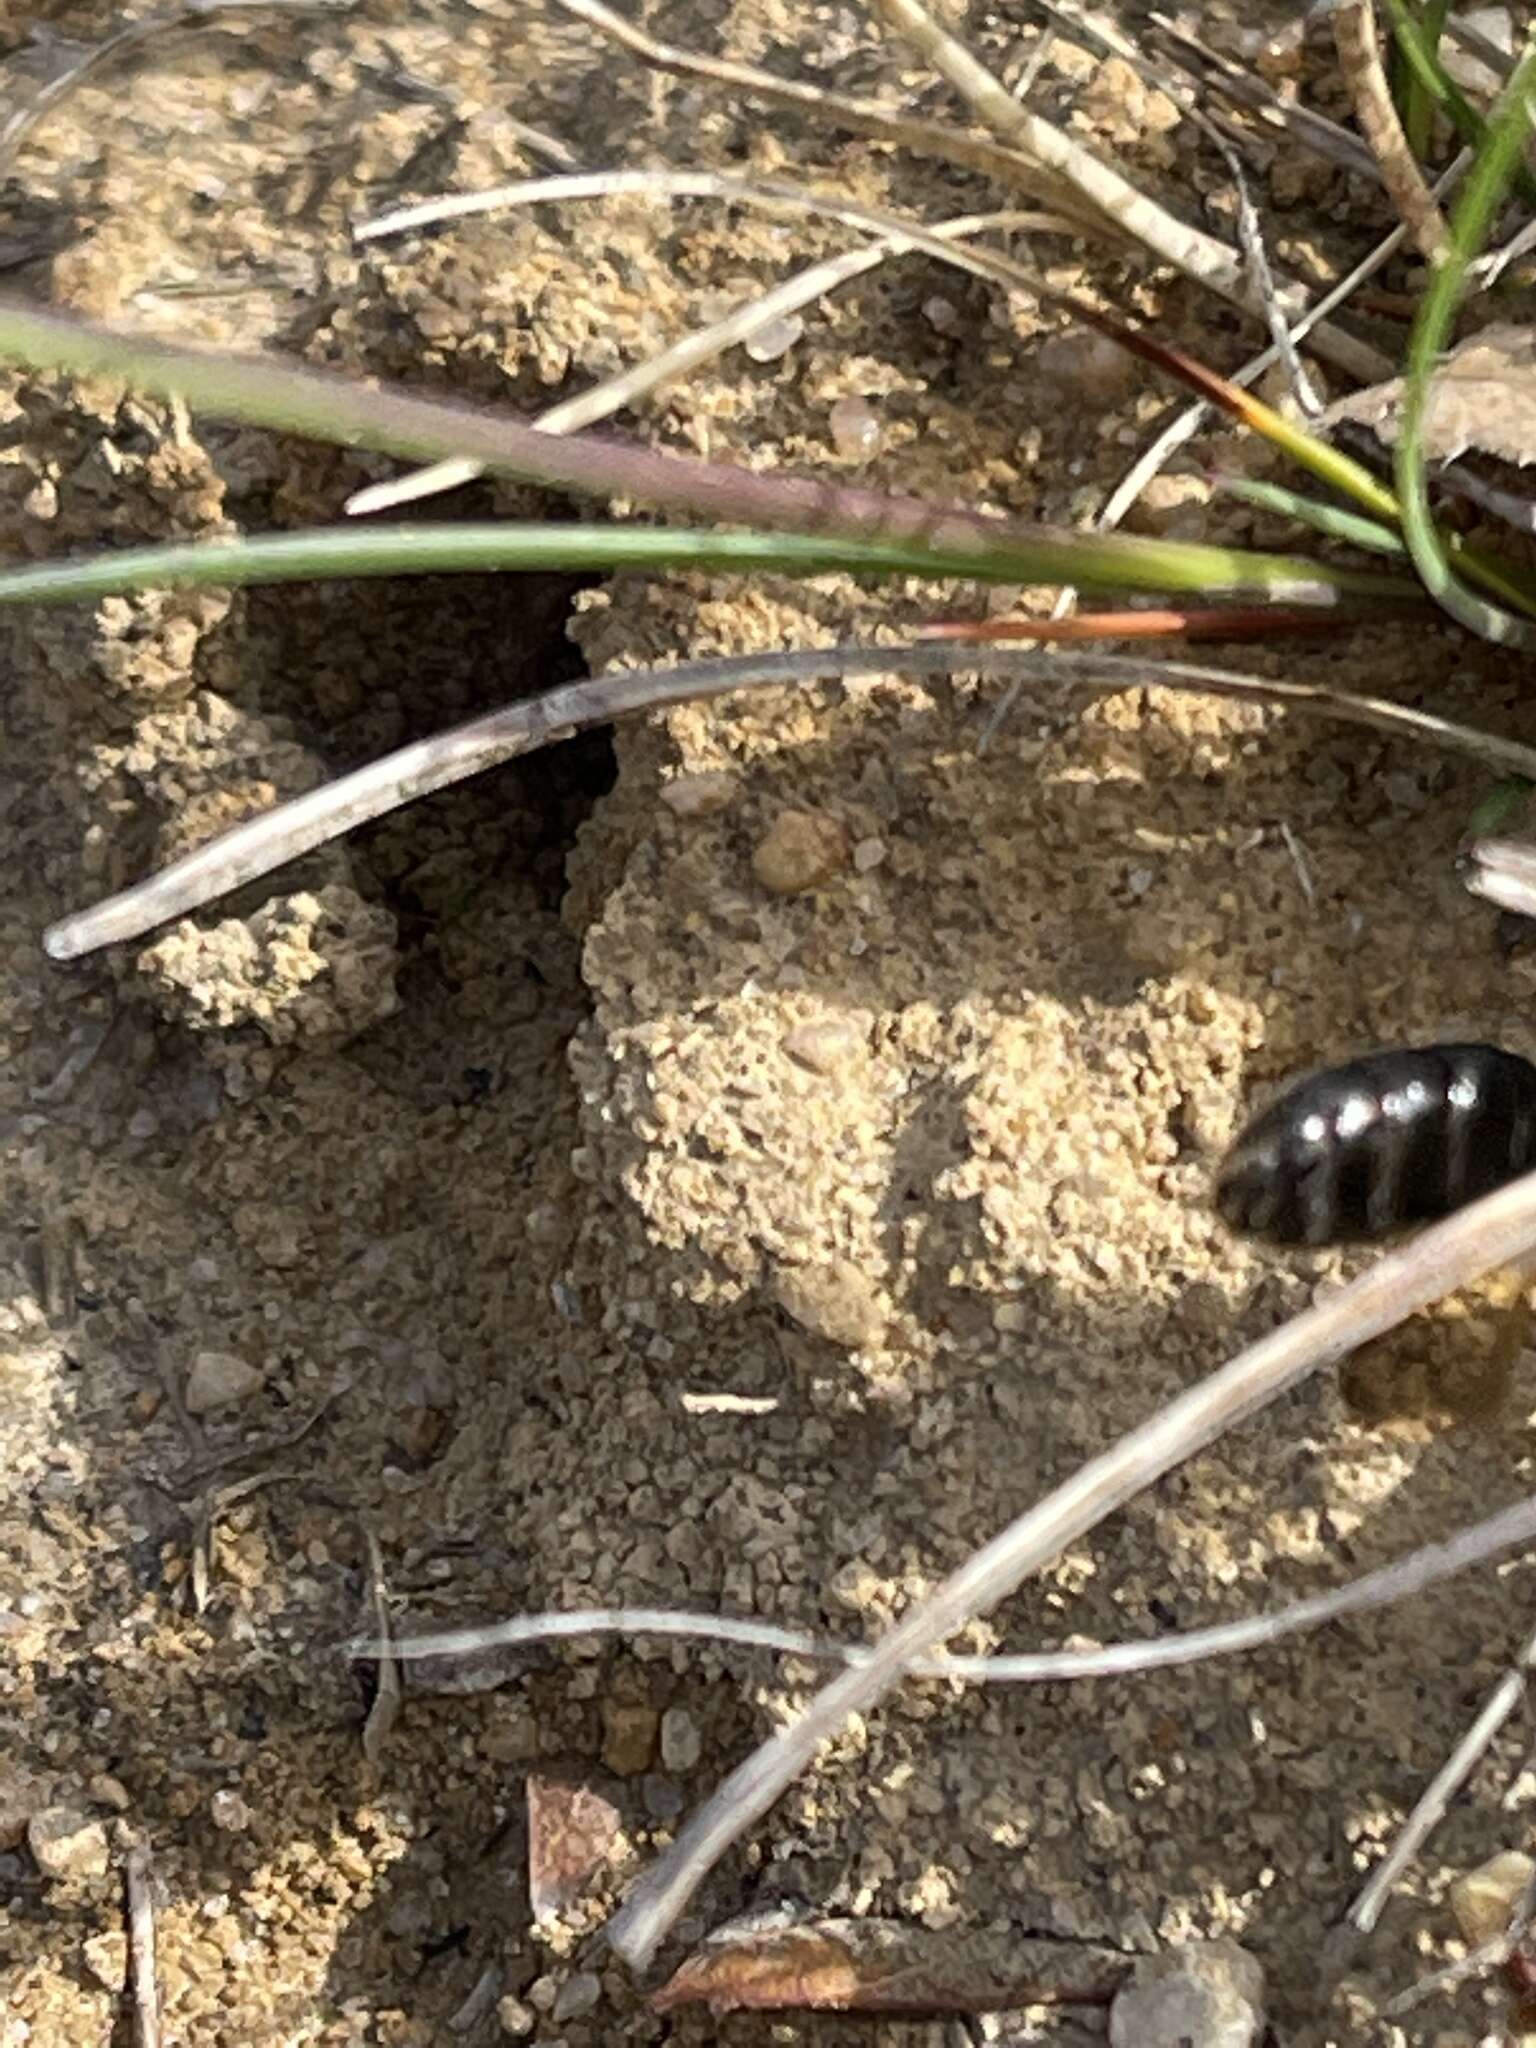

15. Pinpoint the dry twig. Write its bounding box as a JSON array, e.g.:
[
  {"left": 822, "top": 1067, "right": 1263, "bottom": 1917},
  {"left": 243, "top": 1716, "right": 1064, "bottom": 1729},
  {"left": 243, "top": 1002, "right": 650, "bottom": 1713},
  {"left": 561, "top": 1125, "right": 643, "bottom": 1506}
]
[
  {"left": 125, "top": 1843, "right": 161, "bottom": 2048},
  {"left": 1333, "top": 0, "right": 1449, "bottom": 258},
  {"left": 351, "top": 1493, "right": 1536, "bottom": 1687},
  {"left": 1348, "top": 1619, "right": 1536, "bottom": 1937},
  {"left": 349, "top": 207, "right": 1072, "bottom": 514},
  {"left": 546, "top": 0, "right": 1385, "bottom": 379},
  {"left": 604, "top": 1167, "right": 1536, "bottom": 1967},
  {"left": 45, "top": 643, "right": 1518, "bottom": 962}
]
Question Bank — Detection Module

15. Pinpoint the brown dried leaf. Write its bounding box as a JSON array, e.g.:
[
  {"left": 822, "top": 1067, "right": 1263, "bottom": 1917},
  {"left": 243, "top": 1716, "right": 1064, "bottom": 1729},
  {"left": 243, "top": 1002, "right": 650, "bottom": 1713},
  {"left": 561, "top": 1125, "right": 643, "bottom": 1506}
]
[
  {"left": 526, "top": 1775, "right": 623, "bottom": 1925},
  {"left": 1324, "top": 324, "right": 1536, "bottom": 466},
  {"left": 650, "top": 1911, "right": 1125, "bottom": 2016}
]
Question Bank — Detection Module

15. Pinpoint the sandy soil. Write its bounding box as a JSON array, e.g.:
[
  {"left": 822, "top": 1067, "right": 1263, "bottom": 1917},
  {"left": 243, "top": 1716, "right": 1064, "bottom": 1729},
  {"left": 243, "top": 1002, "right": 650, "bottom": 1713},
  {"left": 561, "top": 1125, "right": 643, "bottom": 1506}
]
[{"left": 3, "top": 2, "right": 1536, "bottom": 2043}]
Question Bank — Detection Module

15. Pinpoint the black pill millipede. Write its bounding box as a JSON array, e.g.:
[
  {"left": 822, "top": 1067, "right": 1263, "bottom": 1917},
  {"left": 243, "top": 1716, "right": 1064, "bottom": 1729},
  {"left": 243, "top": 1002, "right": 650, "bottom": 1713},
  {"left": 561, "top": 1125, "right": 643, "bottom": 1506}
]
[{"left": 1214, "top": 1043, "right": 1536, "bottom": 1249}]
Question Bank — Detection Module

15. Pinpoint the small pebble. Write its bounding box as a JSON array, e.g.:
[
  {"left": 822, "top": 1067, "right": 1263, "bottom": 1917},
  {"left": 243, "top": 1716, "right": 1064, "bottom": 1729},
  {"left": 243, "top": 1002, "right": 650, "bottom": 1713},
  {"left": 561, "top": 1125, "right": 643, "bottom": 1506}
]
[
  {"left": 775, "top": 1257, "right": 887, "bottom": 1351},
  {"left": 923, "top": 294, "right": 960, "bottom": 333},
  {"left": 659, "top": 1706, "right": 702, "bottom": 1773},
  {"left": 83, "top": 1930, "right": 127, "bottom": 1991},
  {"left": 27, "top": 1805, "right": 110, "bottom": 1882},
  {"left": 210, "top": 1788, "right": 252, "bottom": 1832},
  {"left": 87, "top": 1774, "right": 131, "bottom": 1813},
  {"left": 528, "top": 1974, "right": 560, "bottom": 2014},
  {"left": 783, "top": 1017, "right": 865, "bottom": 1077},
  {"left": 752, "top": 810, "right": 847, "bottom": 895},
  {"left": 742, "top": 313, "right": 802, "bottom": 363},
  {"left": 659, "top": 770, "right": 738, "bottom": 819},
  {"left": 1451, "top": 1849, "right": 1536, "bottom": 1946},
  {"left": 852, "top": 836, "right": 887, "bottom": 872},
  {"left": 642, "top": 1773, "right": 685, "bottom": 1822},
  {"left": 552, "top": 1971, "right": 602, "bottom": 2022},
  {"left": 828, "top": 396, "right": 882, "bottom": 462},
  {"left": 600, "top": 1698, "right": 659, "bottom": 1777},
  {"left": 1109, "top": 1939, "right": 1265, "bottom": 2048},
  {"left": 185, "top": 1349, "right": 265, "bottom": 1414},
  {"left": 497, "top": 1996, "right": 536, "bottom": 2038},
  {"left": 1035, "top": 328, "right": 1139, "bottom": 402}
]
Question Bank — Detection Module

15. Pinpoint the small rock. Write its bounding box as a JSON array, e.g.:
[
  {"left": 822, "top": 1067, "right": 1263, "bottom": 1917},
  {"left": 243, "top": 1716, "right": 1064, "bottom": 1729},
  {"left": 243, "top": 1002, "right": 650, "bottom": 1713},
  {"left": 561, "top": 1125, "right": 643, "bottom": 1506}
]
[
  {"left": 527, "top": 1775, "right": 624, "bottom": 1923},
  {"left": 0, "top": 1769, "right": 46, "bottom": 1850},
  {"left": 1123, "top": 473, "right": 1211, "bottom": 541},
  {"left": 659, "top": 1706, "right": 702, "bottom": 1773},
  {"left": 642, "top": 1773, "right": 685, "bottom": 1822},
  {"left": 185, "top": 1349, "right": 265, "bottom": 1414},
  {"left": 783, "top": 1016, "right": 866, "bottom": 1078},
  {"left": 552, "top": 1971, "right": 602, "bottom": 2022},
  {"left": 27, "top": 1805, "right": 110, "bottom": 1881},
  {"left": 851, "top": 836, "right": 887, "bottom": 872},
  {"left": 752, "top": 809, "right": 848, "bottom": 896},
  {"left": 528, "top": 1974, "right": 560, "bottom": 2014},
  {"left": 84, "top": 1930, "right": 127, "bottom": 1991},
  {"left": 775, "top": 1258, "right": 887, "bottom": 1351},
  {"left": 1036, "top": 328, "right": 1140, "bottom": 403},
  {"left": 1451, "top": 1849, "right": 1536, "bottom": 1946},
  {"left": 601, "top": 1699, "right": 659, "bottom": 1778},
  {"left": 497, "top": 1996, "right": 536, "bottom": 2038},
  {"left": 87, "top": 1773, "right": 131, "bottom": 1813},
  {"left": 660, "top": 771, "right": 738, "bottom": 818},
  {"left": 1109, "top": 1939, "right": 1265, "bottom": 2048},
  {"left": 828, "top": 396, "right": 882, "bottom": 462},
  {"left": 209, "top": 1788, "right": 252, "bottom": 1832}
]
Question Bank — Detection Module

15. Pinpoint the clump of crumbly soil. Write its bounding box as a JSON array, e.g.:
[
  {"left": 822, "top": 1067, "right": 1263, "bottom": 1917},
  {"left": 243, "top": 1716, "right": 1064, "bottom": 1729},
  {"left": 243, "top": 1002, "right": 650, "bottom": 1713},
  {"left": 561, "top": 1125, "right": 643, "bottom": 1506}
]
[{"left": 4, "top": 3, "right": 1536, "bottom": 2045}]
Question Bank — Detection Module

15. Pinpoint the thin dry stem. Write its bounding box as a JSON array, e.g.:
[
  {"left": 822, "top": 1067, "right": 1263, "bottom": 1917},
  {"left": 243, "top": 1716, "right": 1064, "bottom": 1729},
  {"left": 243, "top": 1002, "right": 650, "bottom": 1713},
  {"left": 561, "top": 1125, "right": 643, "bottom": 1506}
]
[
  {"left": 1143, "top": 8, "right": 1380, "bottom": 178},
  {"left": 351, "top": 1494, "right": 1536, "bottom": 1687},
  {"left": 542, "top": 0, "right": 1100, "bottom": 228},
  {"left": 605, "top": 1167, "right": 1536, "bottom": 1968},
  {"left": 1348, "top": 1619, "right": 1536, "bottom": 1935},
  {"left": 43, "top": 643, "right": 1519, "bottom": 961},
  {"left": 349, "top": 207, "right": 1069, "bottom": 515},
  {"left": 1333, "top": 0, "right": 1449, "bottom": 258},
  {"left": 125, "top": 1844, "right": 161, "bottom": 2048},
  {"left": 550, "top": 0, "right": 1384, "bottom": 378},
  {"left": 864, "top": 0, "right": 1385, "bottom": 380},
  {"left": 1467, "top": 837, "right": 1536, "bottom": 919}
]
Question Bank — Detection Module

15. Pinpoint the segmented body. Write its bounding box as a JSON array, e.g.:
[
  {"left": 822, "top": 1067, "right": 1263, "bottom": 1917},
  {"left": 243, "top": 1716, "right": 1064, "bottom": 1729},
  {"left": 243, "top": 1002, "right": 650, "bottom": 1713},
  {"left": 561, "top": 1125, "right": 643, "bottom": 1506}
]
[{"left": 1215, "top": 1043, "right": 1536, "bottom": 1247}]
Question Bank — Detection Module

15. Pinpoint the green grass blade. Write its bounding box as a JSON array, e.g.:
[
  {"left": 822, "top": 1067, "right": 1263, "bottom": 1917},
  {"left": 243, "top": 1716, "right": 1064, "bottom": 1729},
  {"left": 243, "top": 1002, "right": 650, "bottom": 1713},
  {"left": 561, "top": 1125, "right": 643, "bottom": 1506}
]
[
  {"left": 1381, "top": 0, "right": 1536, "bottom": 204},
  {"left": 1208, "top": 474, "right": 1406, "bottom": 555},
  {"left": 0, "top": 520, "right": 1420, "bottom": 607},
  {"left": 1396, "top": 33, "right": 1536, "bottom": 647}
]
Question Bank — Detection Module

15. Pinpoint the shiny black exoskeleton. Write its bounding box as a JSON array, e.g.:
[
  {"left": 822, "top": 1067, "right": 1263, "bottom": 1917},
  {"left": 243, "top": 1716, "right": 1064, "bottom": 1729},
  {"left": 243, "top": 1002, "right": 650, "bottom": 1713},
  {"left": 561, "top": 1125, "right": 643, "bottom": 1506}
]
[{"left": 1216, "top": 1043, "right": 1536, "bottom": 1247}]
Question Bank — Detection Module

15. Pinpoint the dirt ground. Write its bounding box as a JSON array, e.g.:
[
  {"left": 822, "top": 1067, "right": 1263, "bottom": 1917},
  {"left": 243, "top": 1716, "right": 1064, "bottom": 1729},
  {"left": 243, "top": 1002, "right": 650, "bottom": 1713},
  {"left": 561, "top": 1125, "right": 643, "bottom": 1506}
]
[{"left": 4, "top": 1, "right": 1536, "bottom": 2042}]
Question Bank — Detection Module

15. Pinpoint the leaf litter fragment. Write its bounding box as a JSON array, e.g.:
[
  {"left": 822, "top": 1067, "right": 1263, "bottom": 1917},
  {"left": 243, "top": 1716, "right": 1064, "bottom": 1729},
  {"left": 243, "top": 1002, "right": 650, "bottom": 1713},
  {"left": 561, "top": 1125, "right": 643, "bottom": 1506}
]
[{"left": 650, "top": 1909, "right": 1125, "bottom": 2016}]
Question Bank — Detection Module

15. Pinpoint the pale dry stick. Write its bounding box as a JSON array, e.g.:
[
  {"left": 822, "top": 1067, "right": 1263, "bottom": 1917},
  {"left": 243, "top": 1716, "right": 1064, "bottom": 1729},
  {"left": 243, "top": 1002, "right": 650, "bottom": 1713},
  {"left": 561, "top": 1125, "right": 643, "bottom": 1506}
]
[
  {"left": 1010, "top": 22, "right": 1056, "bottom": 102},
  {"left": 356, "top": 168, "right": 1080, "bottom": 311},
  {"left": 0, "top": 0, "right": 354, "bottom": 179},
  {"left": 1467, "top": 836, "right": 1536, "bottom": 918},
  {"left": 360, "top": 1527, "right": 401, "bottom": 1764},
  {"left": 1228, "top": 154, "right": 1322, "bottom": 414},
  {"left": 1140, "top": 7, "right": 1381, "bottom": 179},
  {"left": 1334, "top": 0, "right": 1450, "bottom": 259},
  {"left": 350, "top": 1492, "right": 1536, "bottom": 1684},
  {"left": 541, "top": 0, "right": 1099, "bottom": 229},
  {"left": 125, "top": 1844, "right": 161, "bottom": 2048},
  {"left": 1382, "top": 1864, "right": 1536, "bottom": 2016},
  {"left": 864, "top": 0, "right": 1388, "bottom": 382},
  {"left": 1347, "top": 1617, "right": 1536, "bottom": 1936},
  {"left": 605, "top": 1168, "right": 1536, "bottom": 1969},
  {"left": 43, "top": 644, "right": 1521, "bottom": 962},
  {"left": 976, "top": 184, "right": 1444, "bottom": 749},
  {"left": 355, "top": 169, "right": 1392, "bottom": 394},
  {"left": 551, "top": 0, "right": 1386, "bottom": 381},
  {"left": 349, "top": 207, "right": 1074, "bottom": 516}
]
